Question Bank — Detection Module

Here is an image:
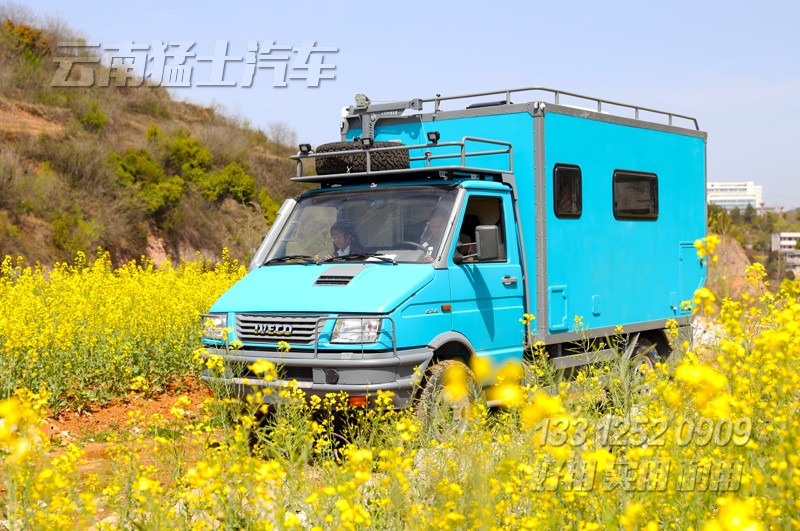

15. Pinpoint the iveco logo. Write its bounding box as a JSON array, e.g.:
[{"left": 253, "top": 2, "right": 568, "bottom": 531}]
[{"left": 253, "top": 323, "right": 293, "bottom": 336}]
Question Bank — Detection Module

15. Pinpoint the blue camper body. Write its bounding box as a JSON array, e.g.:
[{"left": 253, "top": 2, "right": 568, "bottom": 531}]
[{"left": 201, "top": 87, "right": 707, "bottom": 407}]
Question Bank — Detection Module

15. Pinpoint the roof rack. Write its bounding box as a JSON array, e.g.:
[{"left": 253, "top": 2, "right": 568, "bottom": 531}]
[
  {"left": 345, "top": 86, "right": 700, "bottom": 131},
  {"left": 292, "top": 166, "right": 508, "bottom": 187},
  {"left": 425, "top": 86, "right": 700, "bottom": 130},
  {"left": 291, "top": 136, "right": 513, "bottom": 185}
]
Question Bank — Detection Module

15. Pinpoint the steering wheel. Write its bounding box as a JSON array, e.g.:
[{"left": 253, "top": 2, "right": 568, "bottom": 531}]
[{"left": 396, "top": 241, "right": 428, "bottom": 252}]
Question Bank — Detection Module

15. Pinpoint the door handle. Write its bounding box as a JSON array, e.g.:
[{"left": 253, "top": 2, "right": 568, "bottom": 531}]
[{"left": 502, "top": 276, "right": 518, "bottom": 286}]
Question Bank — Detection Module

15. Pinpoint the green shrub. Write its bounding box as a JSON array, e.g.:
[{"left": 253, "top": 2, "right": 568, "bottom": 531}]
[
  {"left": 111, "top": 147, "right": 185, "bottom": 216},
  {"left": 144, "top": 122, "right": 163, "bottom": 142},
  {"left": 200, "top": 162, "right": 256, "bottom": 203},
  {"left": 52, "top": 208, "right": 101, "bottom": 258},
  {"left": 140, "top": 176, "right": 185, "bottom": 215},
  {"left": 112, "top": 147, "right": 166, "bottom": 186},
  {"left": 258, "top": 188, "right": 280, "bottom": 224},
  {"left": 77, "top": 102, "right": 107, "bottom": 133},
  {"left": 163, "top": 129, "right": 211, "bottom": 182}
]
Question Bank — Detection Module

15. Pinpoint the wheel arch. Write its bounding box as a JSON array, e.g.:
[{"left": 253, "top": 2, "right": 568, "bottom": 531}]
[
  {"left": 427, "top": 332, "right": 475, "bottom": 364},
  {"left": 638, "top": 328, "right": 672, "bottom": 360}
]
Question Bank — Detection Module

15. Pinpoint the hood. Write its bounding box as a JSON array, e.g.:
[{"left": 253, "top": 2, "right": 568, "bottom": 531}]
[{"left": 210, "top": 263, "right": 435, "bottom": 314}]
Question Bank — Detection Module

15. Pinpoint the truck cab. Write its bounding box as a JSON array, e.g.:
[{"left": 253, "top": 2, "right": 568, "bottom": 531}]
[{"left": 200, "top": 87, "right": 707, "bottom": 408}]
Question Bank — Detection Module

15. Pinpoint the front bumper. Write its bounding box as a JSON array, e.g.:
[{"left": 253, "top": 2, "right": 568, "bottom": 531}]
[{"left": 199, "top": 346, "right": 433, "bottom": 408}]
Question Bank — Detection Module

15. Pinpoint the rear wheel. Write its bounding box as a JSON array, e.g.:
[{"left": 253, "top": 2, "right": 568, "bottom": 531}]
[
  {"left": 632, "top": 337, "right": 658, "bottom": 369},
  {"left": 626, "top": 336, "right": 660, "bottom": 396},
  {"left": 416, "top": 360, "right": 484, "bottom": 438}
]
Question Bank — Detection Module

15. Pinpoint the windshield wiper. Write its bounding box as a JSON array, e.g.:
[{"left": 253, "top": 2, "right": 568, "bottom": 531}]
[
  {"left": 318, "top": 253, "right": 397, "bottom": 265},
  {"left": 264, "top": 255, "right": 317, "bottom": 265}
]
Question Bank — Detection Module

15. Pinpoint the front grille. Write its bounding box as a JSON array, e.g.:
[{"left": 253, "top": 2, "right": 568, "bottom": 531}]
[{"left": 235, "top": 314, "right": 322, "bottom": 345}]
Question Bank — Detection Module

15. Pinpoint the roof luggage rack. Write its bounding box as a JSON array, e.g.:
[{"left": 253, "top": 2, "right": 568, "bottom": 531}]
[
  {"left": 423, "top": 86, "right": 700, "bottom": 130},
  {"left": 342, "top": 86, "right": 700, "bottom": 131},
  {"left": 291, "top": 137, "right": 513, "bottom": 187}
]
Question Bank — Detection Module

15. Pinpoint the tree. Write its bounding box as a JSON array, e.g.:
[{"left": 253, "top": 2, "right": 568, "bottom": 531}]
[
  {"left": 743, "top": 203, "right": 756, "bottom": 224},
  {"left": 266, "top": 121, "right": 297, "bottom": 150},
  {"left": 730, "top": 206, "right": 742, "bottom": 224}
]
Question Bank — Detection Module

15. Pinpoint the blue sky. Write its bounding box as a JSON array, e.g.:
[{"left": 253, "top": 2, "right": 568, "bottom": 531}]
[{"left": 18, "top": 0, "right": 800, "bottom": 207}]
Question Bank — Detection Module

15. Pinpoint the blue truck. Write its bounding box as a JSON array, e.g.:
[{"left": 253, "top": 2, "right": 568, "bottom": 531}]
[{"left": 200, "top": 87, "right": 707, "bottom": 409}]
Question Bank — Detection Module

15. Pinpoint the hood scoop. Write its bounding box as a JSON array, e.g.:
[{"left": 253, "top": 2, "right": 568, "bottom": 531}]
[{"left": 314, "top": 265, "right": 368, "bottom": 286}]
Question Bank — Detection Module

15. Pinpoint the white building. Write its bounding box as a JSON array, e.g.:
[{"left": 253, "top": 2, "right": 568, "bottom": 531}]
[
  {"left": 707, "top": 181, "right": 763, "bottom": 210},
  {"left": 771, "top": 232, "right": 800, "bottom": 277}
]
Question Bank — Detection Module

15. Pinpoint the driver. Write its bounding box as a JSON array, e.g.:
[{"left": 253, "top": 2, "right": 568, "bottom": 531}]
[{"left": 327, "top": 222, "right": 364, "bottom": 258}]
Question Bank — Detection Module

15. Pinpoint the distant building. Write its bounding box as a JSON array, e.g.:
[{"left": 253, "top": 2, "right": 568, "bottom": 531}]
[
  {"left": 707, "top": 181, "right": 763, "bottom": 210},
  {"left": 771, "top": 232, "right": 800, "bottom": 277}
]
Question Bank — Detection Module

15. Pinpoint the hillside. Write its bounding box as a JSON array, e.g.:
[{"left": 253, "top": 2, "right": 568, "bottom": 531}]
[
  {"left": 705, "top": 234, "right": 761, "bottom": 301},
  {"left": 0, "top": 13, "right": 307, "bottom": 266}
]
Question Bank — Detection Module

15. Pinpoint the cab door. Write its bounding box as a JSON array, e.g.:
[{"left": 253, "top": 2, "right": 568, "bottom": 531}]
[{"left": 449, "top": 193, "right": 525, "bottom": 365}]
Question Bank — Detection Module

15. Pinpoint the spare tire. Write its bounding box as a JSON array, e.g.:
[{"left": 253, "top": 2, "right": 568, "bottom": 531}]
[{"left": 315, "top": 140, "right": 409, "bottom": 175}]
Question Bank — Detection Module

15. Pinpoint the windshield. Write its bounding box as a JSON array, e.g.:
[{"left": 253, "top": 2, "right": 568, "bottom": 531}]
[{"left": 264, "top": 186, "right": 458, "bottom": 264}]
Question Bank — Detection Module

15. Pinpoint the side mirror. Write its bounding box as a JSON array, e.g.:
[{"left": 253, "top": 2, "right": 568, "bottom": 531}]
[{"left": 475, "top": 225, "right": 500, "bottom": 261}]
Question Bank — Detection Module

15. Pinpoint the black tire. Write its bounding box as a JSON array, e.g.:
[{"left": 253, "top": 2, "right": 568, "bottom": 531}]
[
  {"left": 416, "top": 360, "right": 484, "bottom": 438},
  {"left": 632, "top": 337, "right": 658, "bottom": 370},
  {"left": 628, "top": 337, "right": 659, "bottom": 393},
  {"left": 315, "top": 141, "right": 409, "bottom": 175}
]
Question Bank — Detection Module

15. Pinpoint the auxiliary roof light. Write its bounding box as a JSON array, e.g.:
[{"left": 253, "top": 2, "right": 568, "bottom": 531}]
[
  {"left": 355, "top": 93, "right": 371, "bottom": 108},
  {"left": 427, "top": 131, "right": 441, "bottom": 144},
  {"left": 298, "top": 143, "right": 312, "bottom": 154},
  {"left": 361, "top": 137, "right": 374, "bottom": 149}
]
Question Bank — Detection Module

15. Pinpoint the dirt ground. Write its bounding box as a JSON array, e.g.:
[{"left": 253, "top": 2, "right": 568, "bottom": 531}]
[
  {"left": 0, "top": 98, "right": 65, "bottom": 138},
  {"left": 41, "top": 377, "right": 213, "bottom": 443}
]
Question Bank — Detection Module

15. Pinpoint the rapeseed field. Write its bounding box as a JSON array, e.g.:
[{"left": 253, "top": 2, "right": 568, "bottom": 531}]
[{"left": 0, "top": 242, "right": 797, "bottom": 529}]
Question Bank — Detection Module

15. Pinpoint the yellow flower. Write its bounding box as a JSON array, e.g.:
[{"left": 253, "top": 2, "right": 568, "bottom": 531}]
[
  {"left": 743, "top": 263, "right": 767, "bottom": 287},
  {"left": 521, "top": 392, "right": 563, "bottom": 427},
  {"left": 620, "top": 502, "right": 645, "bottom": 531},
  {"left": 702, "top": 496, "right": 763, "bottom": 531},
  {"left": 695, "top": 234, "right": 721, "bottom": 263},
  {"left": 470, "top": 355, "right": 492, "bottom": 382},
  {"left": 248, "top": 359, "right": 276, "bottom": 378},
  {"left": 441, "top": 363, "right": 469, "bottom": 402},
  {"left": 487, "top": 382, "right": 525, "bottom": 408},
  {"left": 693, "top": 287, "right": 717, "bottom": 315}
]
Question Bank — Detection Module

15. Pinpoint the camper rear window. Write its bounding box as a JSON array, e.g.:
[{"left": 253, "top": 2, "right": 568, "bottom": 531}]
[
  {"left": 613, "top": 171, "right": 658, "bottom": 220},
  {"left": 553, "top": 164, "right": 582, "bottom": 218}
]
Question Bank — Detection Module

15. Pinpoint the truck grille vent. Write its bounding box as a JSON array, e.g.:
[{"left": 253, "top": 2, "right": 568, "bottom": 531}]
[
  {"left": 314, "top": 275, "right": 353, "bottom": 286},
  {"left": 314, "top": 265, "right": 367, "bottom": 286},
  {"left": 235, "top": 314, "right": 322, "bottom": 345}
]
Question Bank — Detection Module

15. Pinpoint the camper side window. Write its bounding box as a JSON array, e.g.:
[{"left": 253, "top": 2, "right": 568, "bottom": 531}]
[
  {"left": 613, "top": 170, "right": 658, "bottom": 220},
  {"left": 553, "top": 164, "right": 582, "bottom": 218}
]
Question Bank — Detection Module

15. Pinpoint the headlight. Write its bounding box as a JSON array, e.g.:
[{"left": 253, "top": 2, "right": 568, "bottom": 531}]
[
  {"left": 201, "top": 313, "right": 227, "bottom": 340},
  {"left": 331, "top": 318, "right": 382, "bottom": 343}
]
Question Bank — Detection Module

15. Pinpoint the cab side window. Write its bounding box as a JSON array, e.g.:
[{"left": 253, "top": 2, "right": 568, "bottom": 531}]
[{"left": 459, "top": 196, "right": 506, "bottom": 261}]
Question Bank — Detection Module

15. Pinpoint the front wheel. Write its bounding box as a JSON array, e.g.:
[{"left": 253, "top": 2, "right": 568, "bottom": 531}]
[{"left": 415, "top": 360, "right": 484, "bottom": 438}]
